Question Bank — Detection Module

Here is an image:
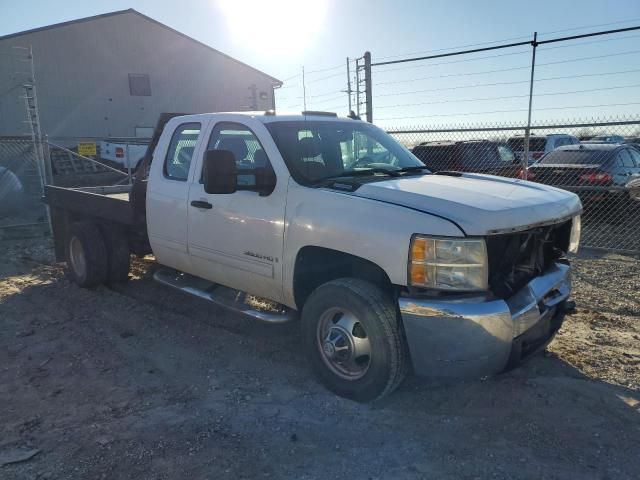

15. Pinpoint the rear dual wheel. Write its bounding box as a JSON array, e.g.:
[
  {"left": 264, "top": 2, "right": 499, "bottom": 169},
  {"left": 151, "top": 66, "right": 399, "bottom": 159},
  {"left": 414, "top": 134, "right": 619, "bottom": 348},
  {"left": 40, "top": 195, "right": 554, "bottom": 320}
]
[{"left": 66, "top": 221, "right": 130, "bottom": 288}]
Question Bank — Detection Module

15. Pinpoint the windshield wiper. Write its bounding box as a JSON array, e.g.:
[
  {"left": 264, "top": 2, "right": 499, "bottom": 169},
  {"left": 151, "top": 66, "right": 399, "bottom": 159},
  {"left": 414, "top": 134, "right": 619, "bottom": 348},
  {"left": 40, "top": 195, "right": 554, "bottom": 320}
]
[
  {"left": 315, "top": 168, "right": 401, "bottom": 183},
  {"left": 396, "top": 166, "right": 432, "bottom": 174}
]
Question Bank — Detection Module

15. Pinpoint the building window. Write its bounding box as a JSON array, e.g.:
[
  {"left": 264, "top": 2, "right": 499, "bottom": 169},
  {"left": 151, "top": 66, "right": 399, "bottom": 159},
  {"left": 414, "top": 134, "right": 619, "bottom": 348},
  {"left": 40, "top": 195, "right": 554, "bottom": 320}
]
[{"left": 129, "top": 74, "right": 151, "bottom": 96}]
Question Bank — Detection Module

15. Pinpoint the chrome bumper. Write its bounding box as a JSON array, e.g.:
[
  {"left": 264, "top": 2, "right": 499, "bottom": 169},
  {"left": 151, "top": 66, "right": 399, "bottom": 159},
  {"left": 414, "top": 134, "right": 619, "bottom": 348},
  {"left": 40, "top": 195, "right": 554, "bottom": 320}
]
[{"left": 398, "top": 262, "right": 571, "bottom": 379}]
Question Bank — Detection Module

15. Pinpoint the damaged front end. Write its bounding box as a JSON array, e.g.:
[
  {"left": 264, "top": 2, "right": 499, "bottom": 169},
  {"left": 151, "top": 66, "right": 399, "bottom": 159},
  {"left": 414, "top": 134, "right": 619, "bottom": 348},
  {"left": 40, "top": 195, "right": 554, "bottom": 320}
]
[{"left": 486, "top": 219, "right": 573, "bottom": 299}]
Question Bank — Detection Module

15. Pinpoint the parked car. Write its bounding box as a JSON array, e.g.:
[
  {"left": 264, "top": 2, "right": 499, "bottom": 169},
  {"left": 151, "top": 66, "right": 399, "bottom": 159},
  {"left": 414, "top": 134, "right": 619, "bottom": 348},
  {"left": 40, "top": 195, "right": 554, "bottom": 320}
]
[
  {"left": 526, "top": 143, "right": 640, "bottom": 207},
  {"left": 44, "top": 111, "right": 582, "bottom": 402},
  {"left": 99, "top": 141, "right": 148, "bottom": 170},
  {"left": 507, "top": 134, "right": 580, "bottom": 163},
  {"left": 584, "top": 134, "right": 625, "bottom": 144},
  {"left": 411, "top": 140, "right": 520, "bottom": 177}
]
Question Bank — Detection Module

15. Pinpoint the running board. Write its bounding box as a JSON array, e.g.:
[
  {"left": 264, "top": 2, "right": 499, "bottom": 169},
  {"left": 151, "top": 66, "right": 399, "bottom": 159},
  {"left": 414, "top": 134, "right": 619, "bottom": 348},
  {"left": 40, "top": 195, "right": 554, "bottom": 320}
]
[{"left": 153, "top": 268, "right": 297, "bottom": 324}]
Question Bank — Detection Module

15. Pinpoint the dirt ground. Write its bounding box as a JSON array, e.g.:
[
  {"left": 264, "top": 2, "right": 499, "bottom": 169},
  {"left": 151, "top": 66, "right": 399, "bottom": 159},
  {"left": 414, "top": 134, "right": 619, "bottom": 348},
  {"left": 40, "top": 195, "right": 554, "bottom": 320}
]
[{"left": 1, "top": 237, "right": 639, "bottom": 480}]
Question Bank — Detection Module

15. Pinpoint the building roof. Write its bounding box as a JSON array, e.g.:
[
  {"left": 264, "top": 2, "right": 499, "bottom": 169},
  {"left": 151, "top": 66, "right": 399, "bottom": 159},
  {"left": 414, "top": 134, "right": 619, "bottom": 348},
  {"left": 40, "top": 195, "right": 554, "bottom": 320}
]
[{"left": 0, "top": 8, "right": 282, "bottom": 86}]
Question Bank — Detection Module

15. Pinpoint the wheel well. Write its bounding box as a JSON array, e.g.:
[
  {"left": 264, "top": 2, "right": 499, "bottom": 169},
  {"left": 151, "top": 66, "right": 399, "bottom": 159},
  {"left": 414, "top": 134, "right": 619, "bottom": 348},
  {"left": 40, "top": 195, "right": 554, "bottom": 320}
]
[{"left": 293, "top": 246, "right": 394, "bottom": 310}]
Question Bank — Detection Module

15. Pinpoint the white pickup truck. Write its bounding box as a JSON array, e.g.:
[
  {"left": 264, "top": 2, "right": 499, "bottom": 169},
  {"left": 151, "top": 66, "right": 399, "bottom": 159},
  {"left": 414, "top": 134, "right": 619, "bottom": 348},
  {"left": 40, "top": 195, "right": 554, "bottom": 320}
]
[
  {"left": 44, "top": 111, "right": 582, "bottom": 401},
  {"left": 99, "top": 141, "right": 148, "bottom": 170}
]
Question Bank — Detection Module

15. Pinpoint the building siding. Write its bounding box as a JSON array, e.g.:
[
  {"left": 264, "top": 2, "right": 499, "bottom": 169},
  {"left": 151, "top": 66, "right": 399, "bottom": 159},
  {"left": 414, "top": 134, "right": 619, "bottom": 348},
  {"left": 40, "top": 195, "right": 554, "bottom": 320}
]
[{"left": 0, "top": 11, "right": 278, "bottom": 138}]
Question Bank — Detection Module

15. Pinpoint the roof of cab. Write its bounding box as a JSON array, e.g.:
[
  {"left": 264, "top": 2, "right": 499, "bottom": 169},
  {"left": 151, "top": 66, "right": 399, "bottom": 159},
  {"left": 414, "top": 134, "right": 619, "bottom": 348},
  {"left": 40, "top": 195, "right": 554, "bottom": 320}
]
[{"left": 178, "top": 111, "right": 358, "bottom": 124}]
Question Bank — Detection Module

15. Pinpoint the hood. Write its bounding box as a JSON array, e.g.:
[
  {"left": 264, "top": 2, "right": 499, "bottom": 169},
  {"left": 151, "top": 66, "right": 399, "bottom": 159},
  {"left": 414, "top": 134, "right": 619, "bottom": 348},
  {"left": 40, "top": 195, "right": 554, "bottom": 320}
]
[{"left": 351, "top": 173, "right": 582, "bottom": 235}]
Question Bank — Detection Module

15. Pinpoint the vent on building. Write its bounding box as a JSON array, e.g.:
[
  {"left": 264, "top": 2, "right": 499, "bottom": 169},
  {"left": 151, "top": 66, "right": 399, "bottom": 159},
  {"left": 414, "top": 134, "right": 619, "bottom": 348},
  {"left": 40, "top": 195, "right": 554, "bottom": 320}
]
[{"left": 129, "top": 74, "right": 151, "bottom": 96}]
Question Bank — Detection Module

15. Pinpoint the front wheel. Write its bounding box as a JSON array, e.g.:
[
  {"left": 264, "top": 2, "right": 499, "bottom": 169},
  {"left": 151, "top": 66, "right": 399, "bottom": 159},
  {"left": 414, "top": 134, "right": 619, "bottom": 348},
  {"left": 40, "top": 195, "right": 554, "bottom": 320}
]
[{"left": 301, "top": 278, "right": 409, "bottom": 402}]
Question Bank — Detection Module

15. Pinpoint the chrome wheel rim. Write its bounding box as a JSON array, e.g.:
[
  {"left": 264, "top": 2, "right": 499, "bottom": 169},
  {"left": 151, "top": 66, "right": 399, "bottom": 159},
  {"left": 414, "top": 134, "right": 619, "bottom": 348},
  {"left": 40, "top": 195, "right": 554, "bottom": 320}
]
[
  {"left": 69, "top": 236, "right": 86, "bottom": 278},
  {"left": 317, "top": 307, "right": 372, "bottom": 380}
]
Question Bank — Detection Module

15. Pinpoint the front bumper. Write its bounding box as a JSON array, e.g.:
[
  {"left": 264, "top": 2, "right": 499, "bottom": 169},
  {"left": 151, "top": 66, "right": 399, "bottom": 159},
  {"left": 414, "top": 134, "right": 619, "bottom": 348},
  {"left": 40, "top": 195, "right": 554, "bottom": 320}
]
[{"left": 398, "top": 261, "right": 571, "bottom": 379}]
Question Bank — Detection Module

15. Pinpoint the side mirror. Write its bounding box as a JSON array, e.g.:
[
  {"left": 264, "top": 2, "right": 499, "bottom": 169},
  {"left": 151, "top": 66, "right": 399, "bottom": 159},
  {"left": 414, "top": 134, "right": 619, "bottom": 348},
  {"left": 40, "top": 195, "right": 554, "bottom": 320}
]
[
  {"left": 203, "top": 150, "right": 237, "bottom": 194},
  {"left": 255, "top": 166, "right": 277, "bottom": 196}
]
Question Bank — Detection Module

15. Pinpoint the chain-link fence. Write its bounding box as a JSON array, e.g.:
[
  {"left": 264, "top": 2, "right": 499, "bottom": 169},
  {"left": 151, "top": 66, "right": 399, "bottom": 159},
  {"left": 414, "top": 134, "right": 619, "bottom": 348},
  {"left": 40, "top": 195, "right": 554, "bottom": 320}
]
[
  {"left": 389, "top": 116, "right": 640, "bottom": 253},
  {"left": 0, "top": 136, "right": 150, "bottom": 237}
]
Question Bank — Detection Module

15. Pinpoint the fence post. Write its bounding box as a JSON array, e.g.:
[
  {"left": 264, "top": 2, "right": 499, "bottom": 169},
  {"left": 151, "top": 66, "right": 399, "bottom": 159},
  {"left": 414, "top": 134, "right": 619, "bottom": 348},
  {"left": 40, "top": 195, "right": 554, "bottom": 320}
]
[
  {"left": 523, "top": 32, "right": 538, "bottom": 174},
  {"left": 126, "top": 143, "right": 132, "bottom": 184},
  {"left": 364, "top": 51, "right": 373, "bottom": 123},
  {"left": 43, "top": 134, "right": 53, "bottom": 186}
]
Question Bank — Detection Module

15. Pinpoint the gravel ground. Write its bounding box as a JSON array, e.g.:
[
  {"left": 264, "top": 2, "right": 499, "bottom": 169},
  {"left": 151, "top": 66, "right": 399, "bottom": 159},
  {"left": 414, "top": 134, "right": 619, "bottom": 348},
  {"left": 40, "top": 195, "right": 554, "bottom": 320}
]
[{"left": 1, "top": 238, "right": 639, "bottom": 480}]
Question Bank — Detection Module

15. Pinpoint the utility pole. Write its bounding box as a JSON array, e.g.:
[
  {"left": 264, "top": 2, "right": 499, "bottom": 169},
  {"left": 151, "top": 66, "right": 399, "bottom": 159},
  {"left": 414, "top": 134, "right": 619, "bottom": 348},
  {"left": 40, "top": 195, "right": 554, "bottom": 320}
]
[
  {"left": 364, "top": 51, "right": 373, "bottom": 123},
  {"left": 302, "top": 66, "right": 307, "bottom": 111},
  {"left": 522, "top": 32, "right": 538, "bottom": 174}
]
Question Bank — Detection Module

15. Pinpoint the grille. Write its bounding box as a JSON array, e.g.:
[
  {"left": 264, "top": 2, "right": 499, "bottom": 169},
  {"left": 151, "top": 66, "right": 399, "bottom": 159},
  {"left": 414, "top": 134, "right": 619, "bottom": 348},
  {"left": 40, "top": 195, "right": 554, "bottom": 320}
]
[{"left": 486, "top": 220, "right": 572, "bottom": 299}]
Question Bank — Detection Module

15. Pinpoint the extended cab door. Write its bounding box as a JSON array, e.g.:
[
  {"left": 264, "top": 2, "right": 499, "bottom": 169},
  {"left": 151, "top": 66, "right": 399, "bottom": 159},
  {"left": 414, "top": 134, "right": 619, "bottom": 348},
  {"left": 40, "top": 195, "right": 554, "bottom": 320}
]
[
  {"left": 186, "top": 119, "right": 287, "bottom": 303},
  {"left": 147, "top": 118, "right": 207, "bottom": 272}
]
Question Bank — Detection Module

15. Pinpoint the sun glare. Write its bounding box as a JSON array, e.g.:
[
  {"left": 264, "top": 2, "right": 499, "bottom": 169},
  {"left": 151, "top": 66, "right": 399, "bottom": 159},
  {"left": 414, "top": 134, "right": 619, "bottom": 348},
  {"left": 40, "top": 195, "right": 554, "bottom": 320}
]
[{"left": 217, "top": 0, "right": 327, "bottom": 56}]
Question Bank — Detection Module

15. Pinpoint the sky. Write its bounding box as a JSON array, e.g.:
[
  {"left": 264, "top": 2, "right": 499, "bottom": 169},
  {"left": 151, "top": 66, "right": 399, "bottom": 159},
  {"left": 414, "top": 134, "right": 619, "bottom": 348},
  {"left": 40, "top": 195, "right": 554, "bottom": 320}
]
[{"left": 1, "top": 0, "right": 639, "bottom": 129}]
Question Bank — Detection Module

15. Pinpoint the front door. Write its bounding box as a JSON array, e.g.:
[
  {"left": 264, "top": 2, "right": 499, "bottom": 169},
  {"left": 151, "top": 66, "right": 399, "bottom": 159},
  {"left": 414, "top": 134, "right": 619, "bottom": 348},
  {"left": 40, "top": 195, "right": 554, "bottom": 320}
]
[{"left": 186, "top": 120, "right": 286, "bottom": 303}]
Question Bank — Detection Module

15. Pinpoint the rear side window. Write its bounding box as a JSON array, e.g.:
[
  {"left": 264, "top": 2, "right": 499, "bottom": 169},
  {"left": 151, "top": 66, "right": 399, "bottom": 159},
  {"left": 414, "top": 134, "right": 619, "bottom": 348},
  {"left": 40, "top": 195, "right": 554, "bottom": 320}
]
[
  {"left": 164, "top": 123, "right": 201, "bottom": 180},
  {"left": 538, "top": 149, "right": 612, "bottom": 165},
  {"left": 627, "top": 148, "right": 640, "bottom": 167},
  {"left": 618, "top": 149, "right": 635, "bottom": 168},
  {"left": 497, "top": 145, "right": 515, "bottom": 162},
  {"left": 458, "top": 143, "right": 498, "bottom": 167},
  {"left": 507, "top": 138, "right": 546, "bottom": 152},
  {"left": 412, "top": 145, "right": 456, "bottom": 171}
]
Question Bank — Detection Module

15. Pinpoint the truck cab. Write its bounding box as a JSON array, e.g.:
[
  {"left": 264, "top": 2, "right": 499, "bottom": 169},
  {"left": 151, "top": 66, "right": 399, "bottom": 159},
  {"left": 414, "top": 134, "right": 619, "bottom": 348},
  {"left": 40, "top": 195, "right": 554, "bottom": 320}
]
[{"left": 45, "top": 111, "right": 582, "bottom": 402}]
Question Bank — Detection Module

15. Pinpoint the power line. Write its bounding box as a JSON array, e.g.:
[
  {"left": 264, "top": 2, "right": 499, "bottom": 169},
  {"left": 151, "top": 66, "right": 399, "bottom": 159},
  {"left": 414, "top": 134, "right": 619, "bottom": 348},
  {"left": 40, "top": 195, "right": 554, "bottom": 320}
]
[
  {"left": 305, "top": 63, "right": 345, "bottom": 74},
  {"left": 372, "top": 25, "right": 640, "bottom": 69},
  {"left": 375, "top": 48, "right": 531, "bottom": 74},
  {"left": 537, "top": 33, "right": 640, "bottom": 51},
  {"left": 538, "top": 17, "right": 640, "bottom": 37},
  {"left": 373, "top": 17, "right": 640, "bottom": 62},
  {"left": 279, "top": 73, "right": 301, "bottom": 83},
  {"left": 374, "top": 50, "right": 640, "bottom": 97},
  {"left": 376, "top": 102, "right": 640, "bottom": 121},
  {"left": 375, "top": 83, "right": 640, "bottom": 109},
  {"left": 374, "top": 34, "right": 532, "bottom": 61},
  {"left": 374, "top": 64, "right": 530, "bottom": 86},
  {"left": 305, "top": 70, "right": 345, "bottom": 84}
]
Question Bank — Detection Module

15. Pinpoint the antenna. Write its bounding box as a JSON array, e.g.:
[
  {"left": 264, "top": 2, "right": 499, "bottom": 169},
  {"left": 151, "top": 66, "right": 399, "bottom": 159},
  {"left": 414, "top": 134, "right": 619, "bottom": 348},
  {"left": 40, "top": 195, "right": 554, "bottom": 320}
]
[{"left": 344, "top": 57, "right": 352, "bottom": 112}]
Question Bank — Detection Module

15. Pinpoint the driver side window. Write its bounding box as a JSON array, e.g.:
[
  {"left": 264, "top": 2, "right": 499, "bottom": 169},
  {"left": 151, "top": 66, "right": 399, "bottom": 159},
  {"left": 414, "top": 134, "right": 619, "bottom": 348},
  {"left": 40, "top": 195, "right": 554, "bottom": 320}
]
[{"left": 204, "top": 122, "right": 271, "bottom": 187}]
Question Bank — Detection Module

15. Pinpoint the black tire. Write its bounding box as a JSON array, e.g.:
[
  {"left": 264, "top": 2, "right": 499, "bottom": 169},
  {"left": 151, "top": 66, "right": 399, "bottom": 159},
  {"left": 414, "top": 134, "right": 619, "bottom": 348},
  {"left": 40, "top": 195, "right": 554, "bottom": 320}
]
[
  {"left": 301, "top": 278, "right": 409, "bottom": 402},
  {"left": 65, "top": 221, "right": 108, "bottom": 288},
  {"left": 98, "top": 224, "right": 130, "bottom": 284}
]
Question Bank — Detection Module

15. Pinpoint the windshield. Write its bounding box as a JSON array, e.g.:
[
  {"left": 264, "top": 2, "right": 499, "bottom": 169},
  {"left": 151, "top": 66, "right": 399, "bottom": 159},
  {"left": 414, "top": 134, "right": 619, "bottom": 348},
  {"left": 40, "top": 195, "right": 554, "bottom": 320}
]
[
  {"left": 265, "top": 120, "right": 425, "bottom": 184},
  {"left": 537, "top": 149, "right": 613, "bottom": 165},
  {"left": 507, "top": 137, "right": 546, "bottom": 151}
]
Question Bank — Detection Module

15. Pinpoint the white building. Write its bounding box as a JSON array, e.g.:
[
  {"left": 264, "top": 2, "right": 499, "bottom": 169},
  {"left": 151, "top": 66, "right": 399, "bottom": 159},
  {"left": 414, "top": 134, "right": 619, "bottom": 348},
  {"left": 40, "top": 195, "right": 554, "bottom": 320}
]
[{"left": 0, "top": 9, "right": 281, "bottom": 138}]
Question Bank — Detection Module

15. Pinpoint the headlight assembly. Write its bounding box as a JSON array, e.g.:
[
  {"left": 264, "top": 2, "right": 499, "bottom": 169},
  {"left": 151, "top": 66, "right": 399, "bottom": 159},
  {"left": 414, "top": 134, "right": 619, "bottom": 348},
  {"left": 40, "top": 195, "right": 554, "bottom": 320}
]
[{"left": 409, "top": 235, "right": 489, "bottom": 291}]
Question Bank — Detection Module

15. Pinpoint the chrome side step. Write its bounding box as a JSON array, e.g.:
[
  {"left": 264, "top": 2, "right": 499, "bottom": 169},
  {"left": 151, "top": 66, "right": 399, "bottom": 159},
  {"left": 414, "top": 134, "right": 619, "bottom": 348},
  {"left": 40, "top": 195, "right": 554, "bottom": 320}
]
[{"left": 153, "top": 267, "right": 297, "bottom": 324}]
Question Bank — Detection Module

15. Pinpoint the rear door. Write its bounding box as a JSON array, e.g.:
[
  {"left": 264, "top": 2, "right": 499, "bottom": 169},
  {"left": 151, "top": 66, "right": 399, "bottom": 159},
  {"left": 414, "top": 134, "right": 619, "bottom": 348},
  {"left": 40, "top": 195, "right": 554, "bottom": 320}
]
[
  {"left": 627, "top": 148, "right": 640, "bottom": 180},
  {"left": 186, "top": 118, "right": 287, "bottom": 302},
  {"left": 147, "top": 118, "right": 206, "bottom": 272}
]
